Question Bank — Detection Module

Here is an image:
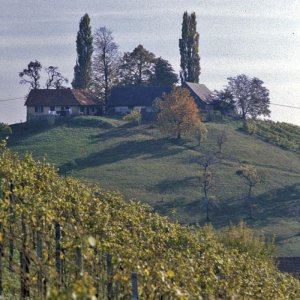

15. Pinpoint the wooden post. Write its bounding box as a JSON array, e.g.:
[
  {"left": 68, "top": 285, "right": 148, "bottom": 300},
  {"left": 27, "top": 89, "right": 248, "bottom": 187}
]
[
  {"left": 107, "top": 253, "right": 113, "bottom": 300},
  {"left": 0, "top": 223, "right": 3, "bottom": 296},
  {"left": 20, "top": 212, "right": 30, "bottom": 299},
  {"left": 9, "top": 183, "right": 16, "bottom": 271},
  {"left": 131, "top": 272, "right": 138, "bottom": 300},
  {"left": 37, "top": 214, "right": 43, "bottom": 296},
  {"left": 55, "top": 222, "right": 61, "bottom": 287},
  {"left": 75, "top": 246, "right": 82, "bottom": 278}
]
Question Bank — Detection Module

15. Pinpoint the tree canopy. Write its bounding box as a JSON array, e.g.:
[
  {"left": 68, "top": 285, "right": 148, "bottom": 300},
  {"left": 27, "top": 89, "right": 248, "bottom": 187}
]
[
  {"left": 45, "top": 66, "right": 68, "bottom": 89},
  {"left": 19, "top": 60, "right": 42, "bottom": 90},
  {"left": 118, "top": 44, "right": 155, "bottom": 86},
  {"left": 156, "top": 86, "right": 202, "bottom": 139},
  {"left": 226, "top": 74, "right": 270, "bottom": 119},
  {"left": 72, "top": 13, "right": 93, "bottom": 89},
  {"left": 179, "top": 12, "right": 200, "bottom": 83},
  {"left": 150, "top": 58, "right": 178, "bottom": 87},
  {"left": 92, "top": 26, "right": 119, "bottom": 104}
]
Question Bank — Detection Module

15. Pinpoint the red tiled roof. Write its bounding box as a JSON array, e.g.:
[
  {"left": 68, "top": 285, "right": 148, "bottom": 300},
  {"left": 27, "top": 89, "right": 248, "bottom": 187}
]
[{"left": 25, "top": 89, "right": 101, "bottom": 106}]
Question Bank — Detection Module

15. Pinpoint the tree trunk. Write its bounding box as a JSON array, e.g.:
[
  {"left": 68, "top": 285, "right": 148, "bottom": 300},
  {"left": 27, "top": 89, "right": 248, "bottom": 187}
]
[
  {"left": 0, "top": 223, "right": 3, "bottom": 296},
  {"left": 107, "top": 253, "right": 113, "bottom": 300}
]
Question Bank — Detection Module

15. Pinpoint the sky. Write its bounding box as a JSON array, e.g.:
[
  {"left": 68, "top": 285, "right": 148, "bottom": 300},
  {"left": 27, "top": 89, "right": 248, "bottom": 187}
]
[{"left": 0, "top": 0, "right": 300, "bottom": 125}]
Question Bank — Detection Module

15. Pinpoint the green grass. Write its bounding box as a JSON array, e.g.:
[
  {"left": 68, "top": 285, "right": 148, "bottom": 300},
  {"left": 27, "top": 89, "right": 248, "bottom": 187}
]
[{"left": 8, "top": 116, "right": 300, "bottom": 256}]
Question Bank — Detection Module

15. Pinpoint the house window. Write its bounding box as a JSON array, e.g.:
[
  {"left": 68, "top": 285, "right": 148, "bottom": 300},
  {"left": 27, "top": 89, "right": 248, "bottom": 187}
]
[
  {"left": 91, "top": 106, "right": 95, "bottom": 112},
  {"left": 50, "top": 106, "right": 55, "bottom": 111},
  {"left": 35, "top": 106, "right": 44, "bottom": 113},
  {"left": 80, "top": 107, "right": 85, "bottom": 113}
]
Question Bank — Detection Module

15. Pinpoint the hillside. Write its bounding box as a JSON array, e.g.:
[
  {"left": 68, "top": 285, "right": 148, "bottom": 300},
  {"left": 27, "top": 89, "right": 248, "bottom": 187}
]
[
  {"left": 0, "top": 144, "right": 299, "bottom": 298},
  {"left": 9, "top": 116, "right": 300, "bottom": 256}
]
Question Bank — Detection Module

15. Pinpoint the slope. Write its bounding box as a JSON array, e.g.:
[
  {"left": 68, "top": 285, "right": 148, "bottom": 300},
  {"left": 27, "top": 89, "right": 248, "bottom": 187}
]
[{"left": 8, "top": 116, "right": 300, "bottom": 255}]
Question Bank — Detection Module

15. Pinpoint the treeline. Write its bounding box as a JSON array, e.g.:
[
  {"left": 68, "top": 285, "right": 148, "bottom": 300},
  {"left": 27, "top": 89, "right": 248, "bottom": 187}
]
[{"left": 0, "top": 141, "right": 299, "bottom": 299}]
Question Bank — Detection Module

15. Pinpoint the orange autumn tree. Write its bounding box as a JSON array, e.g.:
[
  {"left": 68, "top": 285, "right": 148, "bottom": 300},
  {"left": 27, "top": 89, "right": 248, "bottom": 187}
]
[{"left": 156, "top": 86, "right": 203, "bottom": 139}]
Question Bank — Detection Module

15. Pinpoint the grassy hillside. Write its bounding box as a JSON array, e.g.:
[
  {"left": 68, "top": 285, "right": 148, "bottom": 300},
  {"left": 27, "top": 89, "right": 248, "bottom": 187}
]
[
  {"left": 9, "top": 116, "right": 300, "bottom": 255},
  {"left": 1, "top": 145, "right": 299, "bottom": 298}
]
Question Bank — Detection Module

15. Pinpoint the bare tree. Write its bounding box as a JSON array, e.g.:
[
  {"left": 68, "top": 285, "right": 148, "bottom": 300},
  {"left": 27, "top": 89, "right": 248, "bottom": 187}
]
[
  {"left": 236, "top": 164, "right": 261, "bottom": 218},
  {"left": 198, "top": 152, "right": 219, "bottom": 222},
  {"left": 216, "top": 130, "right": 227, "bottom": 154},
  {"left": 19, "top": 60, "right": 42, "bottom": 90},
  {"left": 92, "top": 27, "right": 119, "bottom": 105},
  {"left": 45, "top": 66, "right": 68, "bottom": 89}
]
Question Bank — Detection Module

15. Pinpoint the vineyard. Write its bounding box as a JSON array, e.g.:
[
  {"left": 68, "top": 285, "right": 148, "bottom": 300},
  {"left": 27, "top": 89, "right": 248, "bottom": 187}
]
[
  {"left": 243, "top": 120, "right": 300, "bottom": 153},
  {"left": 0, "top": 141, "right": 299, "bottom": 299}
]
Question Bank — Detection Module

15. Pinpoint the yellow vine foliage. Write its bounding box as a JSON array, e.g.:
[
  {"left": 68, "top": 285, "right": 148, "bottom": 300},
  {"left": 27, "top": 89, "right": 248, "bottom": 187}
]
[{"left": 0, "top": 144, "right": 299, "bottom": 299}]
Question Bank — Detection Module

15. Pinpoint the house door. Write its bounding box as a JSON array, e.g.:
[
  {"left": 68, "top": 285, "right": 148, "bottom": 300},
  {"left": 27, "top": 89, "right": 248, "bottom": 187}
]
[{"left": 87, "top": 107, "right": 90, "bottom": 115}]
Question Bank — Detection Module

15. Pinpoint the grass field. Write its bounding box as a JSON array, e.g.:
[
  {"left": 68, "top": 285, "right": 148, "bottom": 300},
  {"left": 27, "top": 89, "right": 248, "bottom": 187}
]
[{"left": 8, "top": 116, "right": 300, "bottom": 255}]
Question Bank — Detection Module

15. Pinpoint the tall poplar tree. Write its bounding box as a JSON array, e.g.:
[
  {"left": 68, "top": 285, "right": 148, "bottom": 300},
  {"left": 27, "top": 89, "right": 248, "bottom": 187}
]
[
  {"left": 179, "top": 11, "right": 200, "bottom": 83},
  {"left": 72, "top": 14, "right": 93, "bottom": 89}
]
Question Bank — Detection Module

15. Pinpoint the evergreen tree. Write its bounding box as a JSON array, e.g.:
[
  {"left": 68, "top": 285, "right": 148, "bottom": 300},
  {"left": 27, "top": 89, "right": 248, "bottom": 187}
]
[
  {"left": 150, "top": 58, "right": 178, "bottom": 87},
  {"left": 72, "top": 14, "right": 93, "bottom": 89},
  {"left": 179, "top": 11, "right": 200, "bottom": 83}
]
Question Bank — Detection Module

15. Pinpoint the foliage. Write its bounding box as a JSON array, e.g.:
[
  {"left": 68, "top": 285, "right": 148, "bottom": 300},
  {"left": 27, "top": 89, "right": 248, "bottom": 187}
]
[
  {"left": 179, "top": 12, "right": 200, "bottom": 83},
  {"left": 0, "top": 123, "right": 12, "bottom": 140},
  {"left": 226, "top": 74, "right": 270, "bottom": 119},
  {"left": 118, "top": 45, "right": 155, "bottom": 86},
  {"left": 7, "top": 117, "right": 300, "bottom": 255},
  {"left": 19, "top": 60, "right": 42, "bottom": 90},
  {"left": 211, "top": 88, "right": 236, "bottom": 115},
  {"left": 0, "top": 146, "right": 299, "bottom": 298},
  {"left": 123, "top": 110, "right": 141, "bottom": 125},
  {"left": 150, "top": 57, "right": 178, "bottom": 87},
  {"left": 220, "top": 221, "right": 274, "bottom": 258},
  {"left": 156, "top": 87, "right": 203, "bottom": 139},
  {"left": 72, "top": 14, "right": 93, "bottom": 89},
  {"left": 242, "top": 119, "right": 300, "bottom": 153},
  {"left": 92, "top": 27, "right": 120, "bottom": 104},
  {"left": 45, "top": 66, "right": 68, "bottom": 89}
]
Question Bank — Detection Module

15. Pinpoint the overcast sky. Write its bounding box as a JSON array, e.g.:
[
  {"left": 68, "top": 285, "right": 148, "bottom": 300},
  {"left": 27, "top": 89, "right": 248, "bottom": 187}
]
[{"left": 0, "top": 0, "right": 299, "bottom": 125}]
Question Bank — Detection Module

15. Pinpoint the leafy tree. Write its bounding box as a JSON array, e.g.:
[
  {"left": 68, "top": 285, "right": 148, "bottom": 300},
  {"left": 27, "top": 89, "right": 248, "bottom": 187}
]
[
  {"left": 226, "top": 74, "right": 270, "bottom": 119},
  {"left": 45, "top": 66, "right": 68, "bottom": 89},
  {"left": 150, "top": 58, "right": 178, "bottom": 87},
  {"left": 156, "top": 87, "right": 202, "bottom": 139},
  {"left": 92, "top": 27, "right": 120, "bottom": 104},
  {"left": 236, "top": 164, "right": 261, "bottom": 218},
  {"left": 212, "top": 88, "right": 236, "bottom": 115},
  {"left": 0, "top": 123, "right": 12, "bottom": 140},
  {"left": 72, "top": 14, "right": 93, "bottom": 89},
  {"left": 19, "top": 60, "right": 42, "bottom": 90},
  {"left": 179, "top": 12, "right": 200, "bottom": 83},
  {"left": 118, "top": 44, "right": 155, "bottom": 86}
]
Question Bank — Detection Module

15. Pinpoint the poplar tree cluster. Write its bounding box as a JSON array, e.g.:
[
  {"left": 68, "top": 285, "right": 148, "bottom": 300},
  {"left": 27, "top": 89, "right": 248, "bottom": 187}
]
[{"left": 179, "top": 11, "right": 201, "bottom": 83}]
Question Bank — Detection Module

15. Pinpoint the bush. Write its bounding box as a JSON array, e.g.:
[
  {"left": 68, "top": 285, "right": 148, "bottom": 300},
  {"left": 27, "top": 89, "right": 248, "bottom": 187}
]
[{"left": 123, "top": 110, "right": 141, "bottom": 125}]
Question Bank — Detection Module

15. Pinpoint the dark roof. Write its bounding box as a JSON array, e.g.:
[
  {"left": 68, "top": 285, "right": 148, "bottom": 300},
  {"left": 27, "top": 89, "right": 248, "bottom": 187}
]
[
  {"left": 108, "top": 86, "right": 172, "bottom": 107},
  {"left": 183, "top": 82, "right": 212, "bottom": 104},
  {"left": 25, "top": 89, "right": 101, "bottom": 106}
]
